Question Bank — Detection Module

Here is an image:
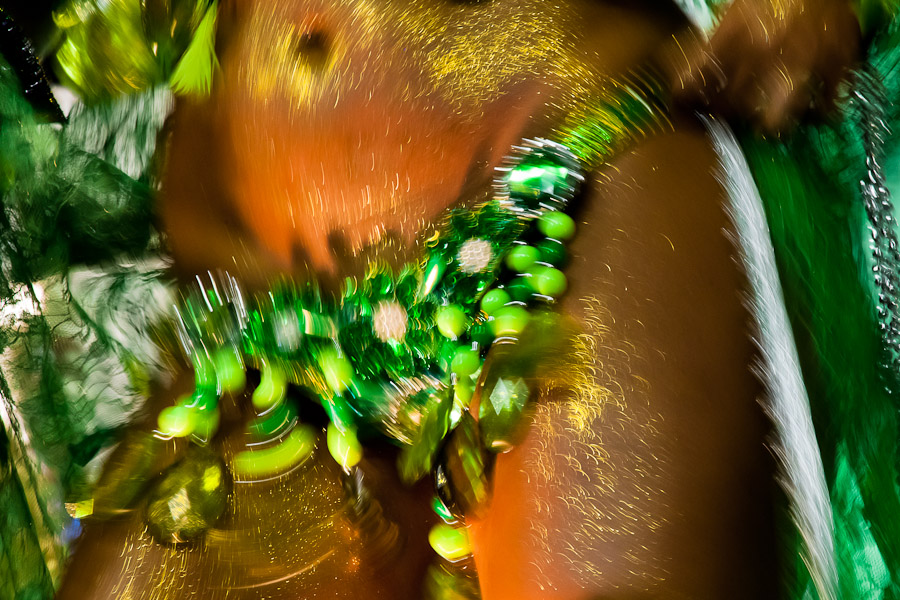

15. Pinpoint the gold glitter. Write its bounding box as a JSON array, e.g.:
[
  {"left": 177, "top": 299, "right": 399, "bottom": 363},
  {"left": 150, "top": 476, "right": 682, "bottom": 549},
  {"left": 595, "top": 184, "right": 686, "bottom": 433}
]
[
  {"left": 89, "top": 438, "right": 372, "bottom": 599},
  {"left": 526, "top": 296, "right": 669, "bottom": 590}
]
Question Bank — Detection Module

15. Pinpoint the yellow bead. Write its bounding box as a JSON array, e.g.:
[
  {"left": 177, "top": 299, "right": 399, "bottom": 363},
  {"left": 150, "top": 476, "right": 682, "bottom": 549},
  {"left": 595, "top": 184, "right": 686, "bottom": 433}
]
[
  {"left": 319, "top": 349, "right": 354, "bottom": 393},
  {"left": 232, "top": 424, "right": 317, "bottom": 479},
  {"left": 252, "top": 364, "right": 287, "bottom": 411},
  {"left": 327, "top": 423, "right": 363, "bottom": 469},
  {"left": 428, "top": 523, "right": 472, "bottom": 562}
]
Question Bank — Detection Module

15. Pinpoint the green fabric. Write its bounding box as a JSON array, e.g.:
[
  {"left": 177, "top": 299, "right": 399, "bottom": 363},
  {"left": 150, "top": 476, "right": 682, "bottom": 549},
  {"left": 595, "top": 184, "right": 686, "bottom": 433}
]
[
  {"left": 741, "top": 19, "right": 900, "bottom": 598},
  {"left": 0, "top": 425, "right": 54, "bottom": 600},
  {"left": 0, "top": 49, "right": 171, "bottom": 597}
]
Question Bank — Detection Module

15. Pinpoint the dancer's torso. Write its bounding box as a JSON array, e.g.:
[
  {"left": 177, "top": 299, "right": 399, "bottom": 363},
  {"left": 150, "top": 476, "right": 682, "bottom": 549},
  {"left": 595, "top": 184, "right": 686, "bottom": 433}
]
[{"left": 59, "top": 1, "right": 778, "bottom": 598}]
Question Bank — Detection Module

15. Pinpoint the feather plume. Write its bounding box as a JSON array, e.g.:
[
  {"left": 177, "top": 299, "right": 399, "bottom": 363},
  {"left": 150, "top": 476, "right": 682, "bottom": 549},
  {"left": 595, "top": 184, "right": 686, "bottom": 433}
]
[{"left": 704, "top": 117, "right": 839, "bottom": 600}]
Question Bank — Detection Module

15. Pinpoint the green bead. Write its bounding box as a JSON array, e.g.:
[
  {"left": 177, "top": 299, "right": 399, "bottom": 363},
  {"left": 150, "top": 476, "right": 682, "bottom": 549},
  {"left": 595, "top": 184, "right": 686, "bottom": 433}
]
[
  {"left": 319, "top": 348, "right": 354, "bottom": 393},
  {"left": 468, "top": 321, "right": 495, "bottom": 347},
  {"left": 505, "top": 278, "right": 534, "bottom": 303},
  {"left": 428, "top": 523, "right": 471, "bottom": 562},
  {"left": 327, "top": 422, "right": 363, "bottom": 469},
  {"left": 451, "top": 347, "right": 481, "bottom": 377},
  {"left": 192, "top": 408, "right": 220, "bottom": 443},
  {"left": 454, "top": 377, "right": 474, "bottom": 405},
  {"left": 232, "top": 424, "right": 317, "bottom": 479},
  {"left": 213, "top": 348, "right": 245, "bottom": 394},
  {"left": 323, "top": 395, "right": 355, "bottom": 431},
  {"left": 508, "top": 162, "right": 570, "bottom": 205},
  {"left": 194, "top": 356, "right": 217, "bottom": 388},
  {"left": 418, "top": 254, "right": 447, "bottom": 299},
  {"left": 436, "top": 305, "right": 468, "bottom": 339},
  {"left": 490, "top": 306, "right": 530, "bottom": 337},
  {"left": 536, "top": 238, "right": 567, "bottom": 266},
  {"left": 537, "top": 211, "right": 576, "bottom": 240},
  {"left": 432, "top": 496, "right": 456, "bottom": 523},
  {"left": 252, "top": 364, "right": 287, "bottom": 411},
  {"left": 480, "top": 289, "right": 510, "bottom": 315},
  {"left": 247, "top": 400, "right": 296, "bottom": 440},
  {"left": 532, "top": 266, "right": 568, "bottom": 297},
  {"left": 157, "top": 405, "right": 196, "bottom": 438},
  {"left": 505, "top": 245, "right": 539, "bottom": 272}
]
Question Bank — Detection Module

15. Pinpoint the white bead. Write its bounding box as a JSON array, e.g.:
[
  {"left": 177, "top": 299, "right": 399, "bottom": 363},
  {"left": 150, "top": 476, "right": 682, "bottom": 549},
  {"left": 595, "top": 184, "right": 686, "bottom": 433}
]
[
  {"left": 457, "top": 238, "right": 493, "bottom": 274},
  {"left": 273, "top": 310, "right": 302, "bottom": 351},
  {"left": 373, "top": 300, "right": 408, "bottom": 342}
]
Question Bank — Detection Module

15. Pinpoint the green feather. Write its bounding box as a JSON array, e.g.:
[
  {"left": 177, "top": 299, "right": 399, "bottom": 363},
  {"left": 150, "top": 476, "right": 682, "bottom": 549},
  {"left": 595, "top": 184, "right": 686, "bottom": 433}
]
[{"left": 169, "top": 1, "right": 219, "bottom": 98}]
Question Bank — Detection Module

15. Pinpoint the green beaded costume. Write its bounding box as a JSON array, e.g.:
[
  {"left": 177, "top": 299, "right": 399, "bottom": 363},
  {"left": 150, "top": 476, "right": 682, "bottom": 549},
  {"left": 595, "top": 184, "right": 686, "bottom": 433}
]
[{"left": 3, "top": 1, "right": 900, "bottom": 598}]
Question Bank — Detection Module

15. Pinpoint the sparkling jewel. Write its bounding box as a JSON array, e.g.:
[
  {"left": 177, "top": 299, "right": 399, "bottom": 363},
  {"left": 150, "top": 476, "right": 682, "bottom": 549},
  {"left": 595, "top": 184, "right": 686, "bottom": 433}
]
[
  {"left": 479, "top": 373, "right": 531, "bottom": 452},
  {"left": 145, "top": 449, "right": 227, "bottom": 543},
  {"left": 434, "top": 413, "right": 491, "bottom": 519},
  {"left": 272, "top": 309, "right": 302, "bottom": 351}
]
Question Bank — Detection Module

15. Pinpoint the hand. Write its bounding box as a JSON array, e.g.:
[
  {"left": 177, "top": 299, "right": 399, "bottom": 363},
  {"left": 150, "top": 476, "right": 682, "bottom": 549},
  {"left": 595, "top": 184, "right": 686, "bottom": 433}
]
[{"left": 670, "top": 0, "right": 861, "bottom": 132}]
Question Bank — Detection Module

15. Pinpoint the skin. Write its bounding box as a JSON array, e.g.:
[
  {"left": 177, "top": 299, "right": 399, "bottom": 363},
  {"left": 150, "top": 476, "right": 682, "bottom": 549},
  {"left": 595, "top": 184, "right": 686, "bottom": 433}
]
[
  {"left": 670, "top": 0, "right": 860, "bottom": 132},
  {"left": 60, "top": 0, "right": 859, "bottom": 597}
]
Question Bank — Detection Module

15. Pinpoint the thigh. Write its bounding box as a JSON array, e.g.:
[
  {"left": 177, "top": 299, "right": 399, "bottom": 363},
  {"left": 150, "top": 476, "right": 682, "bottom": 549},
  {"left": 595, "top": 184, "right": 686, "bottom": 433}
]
[{"left": 471, "top": 116, "right": 779, "bottom": 599}]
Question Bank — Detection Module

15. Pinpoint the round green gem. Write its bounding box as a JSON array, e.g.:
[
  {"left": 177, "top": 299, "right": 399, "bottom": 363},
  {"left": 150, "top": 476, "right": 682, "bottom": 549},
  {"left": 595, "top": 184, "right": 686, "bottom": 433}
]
[
  {"left": 480, "top": 289, "right": 510, "bottom": 315},
  {"left": 327, "top": 423, "right": 363, "bottom": 469},
  {"left": 319, "top": 349, "right": 354, "bottom": 393},
  {"left": 428, "top": 523, "right": 471, "bottom": 562},
  {"left": 490, "top": 306, "right": 530, "bottom": 337},
  {"left": 505, "top": 245, "right": 539, "bottom": 273},
  {"left": 532, "top": 267, "right": 568, "bottom": 297},
  {"left": 436, "top": 305, "right": 468, "bottom": 339},
  {"left": 536, "top": 239, "right": 567, "bottom": 266},
  {"left": 537, "top": 211, "right": 576, "bottom": 240},
  {"left": 213, "top": 348, "right": 245, "bottom": 394},
  {"left": 158, "top": 405, "right": 196, "bottom": 438},
  {"left": 252, "top": 364, "right": 287, "bottom": 411},
  {"left": 451, "top": 347, "right": 481, "bottom": 377}
]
